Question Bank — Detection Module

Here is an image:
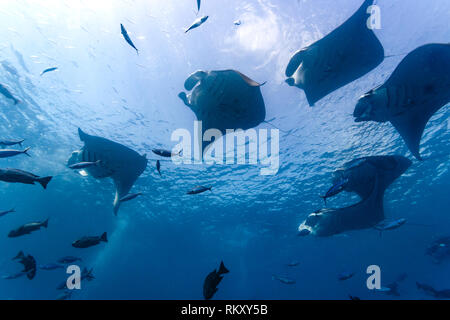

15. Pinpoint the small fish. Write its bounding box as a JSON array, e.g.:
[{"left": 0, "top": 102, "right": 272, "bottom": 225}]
[
  {"left": 320, "top": 178, "right": 348, "bottom": 205},
  {"left": 40, "top": 67, "right": 58, "bottom": 76},
  {"left": 13, "top": 251, "right": 25, "bottom": 260},
  {"left": 152, "top": 148, "right": 182, "bottom": 158},
  {"left": 0, "top": 208, "right": 15, "bottom": 217},
  {"left": 234, "top": 20, "right": 242, "bottom": 26},
  {"left": 56, "top": 291, "right": 72, "bottom": 300},
  {"left": 272, "top": 274, "right": 295, "bottom": 285},
  {"left": 39, "top": 263, "right": 65, "bottom": 270},
  {"left": 185, "top": 16, "right": 209, "bottom": 33},
  {"left": 8, "top": 219, "right": 49, "bottom": 237},
  {"left": 0, "top": 168, "right": 52, "bottom": 189},
  {"left": 0, "top": 139, "right": 24, "bottom": 147},
  {"left": 11, "top": 45, "right": 29, "bottom": 73},
  {"left": 56, "top": 280, "right": 67, "bottom": 290},
  {"left": 156, "top": 160, "right": 161, "bottom": 176},
  {"left": 13, "top": 251, "right": 36, "bottom": 280},
  {"left": 0, "top": 83, "right": 20, "bottom": 104},
  {"left": 374, "top": 218, "right": 407, "bottom": 232},
  {"left": 57, "top": 256, "right": 82, "bottom": 264},
  {"left": 0, "top": 147, "right": 30, "bottom": 158},
  {"left": 72, "top": 232, "right": 107, "bottom": 248},
  {"left": 287, "top": 261, "right": 300, "bottom": 267},
  {"left": 120, "top": 23, "right": 139, "bottom": 54},
  {"left": 203, "top": 261, "right": 229, "bottom": 300},
  {"left": 2, "top": 271, "right": 26, "bottom": 280},
  {"left": 187, "top": 186, "right": 212, "bottom": 195},
  {"left": 338, "top": 271, "right": 355, "bottom": 281},
  {"left": 1, "top": 60, "right": 19, "bottom": 77},
  {"left": 69, "top": 160, "right": 101, "bottom": 170},
  {"left": 119, "top": 192, "right": 142, "bottom": 202},
  {"left": 81, "top": 267, "right": 95, "bottom": 281}
]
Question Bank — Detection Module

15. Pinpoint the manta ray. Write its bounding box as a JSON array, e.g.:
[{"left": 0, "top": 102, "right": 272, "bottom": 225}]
[
  {"left": 285, "top": 0, "right": 384, "bottom": 106},
  {"left": 178, "top": 69, "right": 266, "bottom": 154},
  {"left": 68, "top": 128, "right": 147, "bottom": 215},
  {"left": 298, "top": 155, "right": 411, "bottom": 237},
  {"left": 353, "top": 43, "right": 450, "bottom": 160}
]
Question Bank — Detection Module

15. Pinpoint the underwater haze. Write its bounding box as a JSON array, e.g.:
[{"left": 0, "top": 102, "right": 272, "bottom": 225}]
[{"left": 0, "top": 0, "right": 449, "bottom": 300}]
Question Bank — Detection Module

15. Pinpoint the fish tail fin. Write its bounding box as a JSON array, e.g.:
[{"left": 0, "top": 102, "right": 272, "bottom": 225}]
[
  {"left": 38, "top": 176, "right": 52, "bottom": 189},
  {"left": 218, "top": 261, "right": 229, "bottom": 275},
  {"left": 42, "top": 218, "right": 49, "bottom": 228},
  {"left": 13, "top": 251, "right": 24, "bottom": 260},
  {"left": 19, "top": 140, "right": 23, "bottom": 147},
  {"left": 23, "top": 147, "right": 31, "bottom": 157},
  {"left": 13, "top": 98, "right": 20, "bottom": 105},
  {"left": 100, "top": 232, "right": 108, "bottom": 242},
  {"left": 178, "top": 149, "right": 183, "bottom": 156},
  {"left": 208, "top": 187, "right": 213, "bottom": 193}
]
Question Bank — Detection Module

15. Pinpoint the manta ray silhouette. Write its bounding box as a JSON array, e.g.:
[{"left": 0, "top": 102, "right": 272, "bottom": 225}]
[
  {"left": 178, "top": 69, "right": 266, "bottom": 155},
  {"left": 285, "top": 0, "right": 384, "bottom": 106},
  {"left": 354, "top": 43, "right": 450, "bottom": 160},
  {"left": 68, "top": 128, "right": 147, "bottom": 215},
  {"left": 298, "top": 156, "right": 411, "bottom": 237}
]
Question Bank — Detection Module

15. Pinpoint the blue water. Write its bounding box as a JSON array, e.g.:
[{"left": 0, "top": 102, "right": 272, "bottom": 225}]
[{"left": 0, "top": 0, "right": 449, "bottom": 300}]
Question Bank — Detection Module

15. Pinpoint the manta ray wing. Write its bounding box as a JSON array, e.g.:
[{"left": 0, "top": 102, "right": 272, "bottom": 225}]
[
  {"left": 76, "top": 128, "right": 147, "bottom": 215},
  {"left": 184, "top": 70, "right": 207, "bottom": 90},
  {"left": 383, "top": 44, "right": 450, "bottom": 159},
  {"left": 390, "top": 107, "right": 436, "bottom": 160},
  {"left": 286, "top": 0, "right": 384, "bottom": 106}
]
